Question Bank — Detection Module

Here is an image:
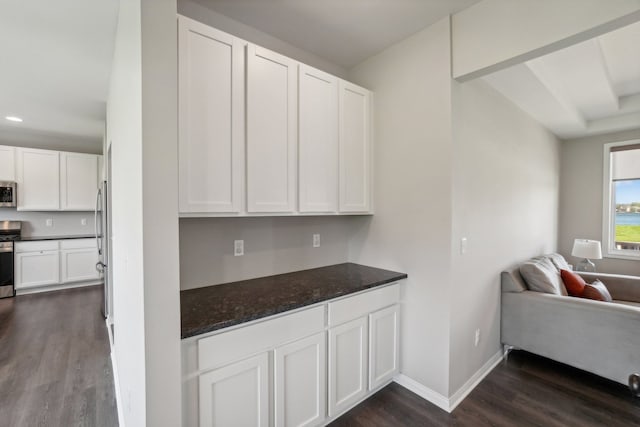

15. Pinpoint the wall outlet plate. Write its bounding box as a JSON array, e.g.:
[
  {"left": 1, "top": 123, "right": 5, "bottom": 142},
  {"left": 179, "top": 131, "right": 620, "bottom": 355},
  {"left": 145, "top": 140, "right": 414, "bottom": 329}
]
[
  {"left": 45, "top": 219, "right": 53, "bottom": 227},
  {"left": 234, "top": 240, "right": 244, "bottom": 256},
  {"left": 313, "top": 234, "right": 320, "bottom": 248}
]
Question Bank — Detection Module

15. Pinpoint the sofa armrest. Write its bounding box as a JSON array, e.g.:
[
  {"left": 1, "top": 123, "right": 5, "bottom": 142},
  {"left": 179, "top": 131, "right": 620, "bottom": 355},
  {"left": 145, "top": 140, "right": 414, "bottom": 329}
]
[
  {"left": 502, "top": 290, "right": 640, "bottom": 385},
  {"left": 578, "top": 272, "right": 640, "bottom": 303}
]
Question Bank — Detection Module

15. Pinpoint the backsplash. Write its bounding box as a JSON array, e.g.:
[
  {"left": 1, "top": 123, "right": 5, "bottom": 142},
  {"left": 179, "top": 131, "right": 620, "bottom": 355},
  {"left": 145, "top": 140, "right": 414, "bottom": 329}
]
[{"left": 0, "top": 209, "right": 96, "bottom": 237}]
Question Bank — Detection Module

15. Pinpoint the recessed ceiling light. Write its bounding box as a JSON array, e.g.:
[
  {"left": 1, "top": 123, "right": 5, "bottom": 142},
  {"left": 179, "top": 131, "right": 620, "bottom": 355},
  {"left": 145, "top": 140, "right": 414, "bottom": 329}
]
[{"left": 5, "top": 116, "right": 23, "bottom": 122}]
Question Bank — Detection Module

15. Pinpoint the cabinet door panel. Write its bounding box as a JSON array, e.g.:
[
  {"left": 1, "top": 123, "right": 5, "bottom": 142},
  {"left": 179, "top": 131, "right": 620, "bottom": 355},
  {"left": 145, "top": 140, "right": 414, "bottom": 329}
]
[
  {"left": 275, "top": 332, "right": 326, "bottom": 427},
  {"left": 15, "top": 251, "right": 60, "bottom": 289},
  {"left": 178, "top": 17, "right": 243, "bottom": 213},
  {"left": 0, "top": 145, "right": 16, "bottom": 181},
  {"left": 369, "top": 305, "right": 399, "bottom": 390},
  {"left": 339, "top": 81, "right": 371, "bottom": 213},
  {"left": 60, "top": 153, "right": 99, "bottom": 211},
  {"left": 61, "top": 248, "right": 100, "bottom": 283},
  {"left": 328, "top": 317, "right": 367, "bottom": 417},
  {"left": 199, "top": 353, "right": 269, "bottom": 427},
  {"left": 298, "top": 65, "right": 338, "bottom": 213},
  {"left": 16, "top": 148, "right": 60, "bottom": 211},
  {"left": 247, "top": 45, "right": 297, "bottom": 213}
]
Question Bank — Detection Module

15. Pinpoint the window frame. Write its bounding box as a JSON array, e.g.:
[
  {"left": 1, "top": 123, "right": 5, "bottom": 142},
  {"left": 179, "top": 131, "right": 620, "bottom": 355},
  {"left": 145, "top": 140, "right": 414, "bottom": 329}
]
[{"left": 602, "top": 139, "right": 640, "bottom": 260}]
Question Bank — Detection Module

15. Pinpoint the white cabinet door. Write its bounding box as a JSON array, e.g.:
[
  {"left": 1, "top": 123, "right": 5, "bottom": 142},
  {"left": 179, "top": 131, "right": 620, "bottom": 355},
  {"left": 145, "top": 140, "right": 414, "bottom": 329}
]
[
  {"left": 14, "top": 251, "right": 60, "bottom": 289},
  {"left": 369, "top": 305, "right": 399, "bottom": 390},
  {"left": 328, "top": 316, "right": 368, "bottom": 417},
  {"left": 16, "top": 148, "right": 60, "bottom": 211},
  {"left": 199, "top": 353, "right": 270, "bottom": 427},
  {"left": 298, "top": 65, "right": 338, "bottom": 213},
  {"left": 246, "top": 44, "right": 297, "bottom": 213},
  {"left": 60, "top": 246, "right": 99, "bottom": 283},
  {"left": 339, "top": 81, "right": 371, "bottom": 213},
  {"left": 0, "top": 145, "right": 16, "bottom": 181},
  {"left": 60, "top": 152, "right": 99, "bottom": 211},
  {"left": 178, "top": 16, "right": 243, "bottom": 214},
  {"left": 274, "top": 332, "right": 326, "bottom": 427}
]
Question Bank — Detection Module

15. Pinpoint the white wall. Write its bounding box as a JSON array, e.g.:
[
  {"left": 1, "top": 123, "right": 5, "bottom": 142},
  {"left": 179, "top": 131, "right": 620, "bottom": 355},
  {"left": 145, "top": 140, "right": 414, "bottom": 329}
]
[
  {"left": 449, "top": 78, "right": 561, "bottom": 393},
  {"left": 348, "top": 17, "right": 454, "bottom": 397},
  {"left": 0, "top": 210, "right": 95, "bottom": 237},
  {"left": 559, "top": 128, "right": 640, "bottom": 276},
  {"left": 180, "top": 217, "right": 354, "bottom": 289},
  {"left": 107, "top": 0, "right": 146, "bottom": 425},
  {"left": 452, "top": 0, "right": 640, "bottom": 80},
  {"left": 177, "top": 0, "right": 348, "bottom": 79}
]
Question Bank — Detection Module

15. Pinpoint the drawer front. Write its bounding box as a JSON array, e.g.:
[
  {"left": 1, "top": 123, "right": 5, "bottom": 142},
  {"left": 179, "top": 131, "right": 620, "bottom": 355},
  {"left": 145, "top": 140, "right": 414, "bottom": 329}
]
[
  {"left": 198, "top": 305, "right": 325, "bottom": 371},
  {"left": 60, "top": 238, "right": 96, "bottom": 250},
  {"left": 328, "top": 283, "right": 399, "bottom": 327},
  {"left": 14, "top": 240, "right": 59, "bottom": 253}
]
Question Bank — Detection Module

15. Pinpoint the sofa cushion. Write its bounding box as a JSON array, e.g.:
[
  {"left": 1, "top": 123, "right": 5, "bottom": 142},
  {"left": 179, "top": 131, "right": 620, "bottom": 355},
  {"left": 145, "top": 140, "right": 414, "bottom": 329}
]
[
  {"left": 581, "top": 279, "right": 613, "bottom": 302},
  {"left": 519, "top": 257, "right": 568, "bottom": 295},
  {"left": 560, "top": 269, "right": 587, "bottom": 296},
  {"left": 547, "top": 253, "right": 572, "bottom": 272}
]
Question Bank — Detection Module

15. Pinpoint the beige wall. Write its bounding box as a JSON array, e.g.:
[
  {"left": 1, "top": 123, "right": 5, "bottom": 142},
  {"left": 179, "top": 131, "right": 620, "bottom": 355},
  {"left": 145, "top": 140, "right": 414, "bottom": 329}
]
[
  {"left": 348, "top": 18, "right": 454, "bottom": 397},
  {"left": 180, "top": 217, "right": 355, "bottom": 289},
  {"left": 449, "top": 78, "right": 561, "bottom": 393},
  {"left": 559, "top": 128, "right": 640, "bottom": 276}
]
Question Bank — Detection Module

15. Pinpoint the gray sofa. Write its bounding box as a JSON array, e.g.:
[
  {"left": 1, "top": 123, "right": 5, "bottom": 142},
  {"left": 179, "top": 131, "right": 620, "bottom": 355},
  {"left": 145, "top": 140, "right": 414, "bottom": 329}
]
[{"left": 501, "top": 254, "right": 640, "bottom": 392}]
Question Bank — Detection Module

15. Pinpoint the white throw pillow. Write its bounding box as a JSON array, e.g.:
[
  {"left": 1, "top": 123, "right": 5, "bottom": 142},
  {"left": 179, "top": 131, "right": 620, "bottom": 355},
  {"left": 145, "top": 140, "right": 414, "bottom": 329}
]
[
  {"left": 519, "top": 257, "right": 568, "bottom": 295},
  {"left": 546, "top": 253, "right": 571, "bottom": 272}
]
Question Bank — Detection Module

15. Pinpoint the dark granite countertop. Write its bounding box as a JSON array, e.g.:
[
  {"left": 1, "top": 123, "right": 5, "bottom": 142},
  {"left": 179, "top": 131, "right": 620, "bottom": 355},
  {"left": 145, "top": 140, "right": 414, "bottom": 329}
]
[
  {"left": 18, "top": 234, "right": 97, "bottom": 241},
  {"left": 181, "top": 263, "right": 407, "bottom": 339}
]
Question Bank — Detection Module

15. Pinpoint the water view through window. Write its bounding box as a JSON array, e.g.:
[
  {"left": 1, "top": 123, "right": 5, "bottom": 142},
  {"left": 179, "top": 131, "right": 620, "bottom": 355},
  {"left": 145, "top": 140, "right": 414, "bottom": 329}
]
[{"left": 615, "top": 179, "right": 640, "bottom": 246}]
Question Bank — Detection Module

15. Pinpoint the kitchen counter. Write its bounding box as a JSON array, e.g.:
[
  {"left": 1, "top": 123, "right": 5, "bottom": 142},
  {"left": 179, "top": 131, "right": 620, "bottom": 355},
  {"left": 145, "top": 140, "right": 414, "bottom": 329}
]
[
  {"left": 180, "top": 262, "right": 407, "bottom": 339},
  {"left": 18, "top": 234, "right": 96, "bottom": 241}
]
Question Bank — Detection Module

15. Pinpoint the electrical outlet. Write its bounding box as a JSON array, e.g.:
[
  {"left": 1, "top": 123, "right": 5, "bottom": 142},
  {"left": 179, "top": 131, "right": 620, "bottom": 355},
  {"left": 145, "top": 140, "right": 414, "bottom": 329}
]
[
  {"left": 474, "top": 328, "right": 481, "bottom": 347},
  {"left": 45, "top": 218, "right": 53, "bottom": 227},
  {"left": 81, "top": 218, "right": 87, "bottom": 226},
  {"left": 234, "top": 240, "right": 244, "bottom": 256},
  {"left": 313, "top": 234, "right": 320, "bottom": 248}
]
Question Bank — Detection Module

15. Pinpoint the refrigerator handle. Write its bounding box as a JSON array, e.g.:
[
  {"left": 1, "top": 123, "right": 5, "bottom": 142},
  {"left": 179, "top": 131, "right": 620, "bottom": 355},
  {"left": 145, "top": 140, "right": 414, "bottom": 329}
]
[{"left": 95, "top": 188, "right": 102, "bottom": 256}]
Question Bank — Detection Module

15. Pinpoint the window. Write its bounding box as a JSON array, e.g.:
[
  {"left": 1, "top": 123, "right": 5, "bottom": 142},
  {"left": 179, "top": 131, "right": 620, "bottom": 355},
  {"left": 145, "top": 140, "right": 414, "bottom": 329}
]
[{"left": 603, "top": 141, "right": 640, "bottom": 259}]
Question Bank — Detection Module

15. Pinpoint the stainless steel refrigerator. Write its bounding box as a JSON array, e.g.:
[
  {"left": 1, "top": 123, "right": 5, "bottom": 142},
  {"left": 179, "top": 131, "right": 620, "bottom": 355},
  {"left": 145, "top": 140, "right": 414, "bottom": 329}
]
[{"left": 95, "top": 181, "right": 110, "bottom": 319}]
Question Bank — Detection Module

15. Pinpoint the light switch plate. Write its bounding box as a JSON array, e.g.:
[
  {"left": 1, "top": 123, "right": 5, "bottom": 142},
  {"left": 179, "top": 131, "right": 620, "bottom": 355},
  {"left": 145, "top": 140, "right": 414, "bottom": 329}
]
[
  {"left": 460, "top": 237, "right": 468, "bottom": 255},
  {"left": 46, "top": 219, "right": 53, "bottom": 227}
]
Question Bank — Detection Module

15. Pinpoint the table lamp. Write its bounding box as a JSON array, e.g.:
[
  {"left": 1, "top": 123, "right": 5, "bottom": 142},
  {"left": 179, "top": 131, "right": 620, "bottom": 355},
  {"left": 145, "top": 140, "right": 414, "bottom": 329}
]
[{"left": 571, "top": 239, "right": 602, "bottom": 272}]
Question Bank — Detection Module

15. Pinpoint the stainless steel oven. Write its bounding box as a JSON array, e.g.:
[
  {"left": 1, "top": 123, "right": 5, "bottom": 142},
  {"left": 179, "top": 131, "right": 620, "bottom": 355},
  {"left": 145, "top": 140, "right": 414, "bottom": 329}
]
[
  {"left": 0, "top": 181, "right": 17, "bottom": 208},
  {"left": 0, "top": 221, "right": 21, "bottom": 298}
]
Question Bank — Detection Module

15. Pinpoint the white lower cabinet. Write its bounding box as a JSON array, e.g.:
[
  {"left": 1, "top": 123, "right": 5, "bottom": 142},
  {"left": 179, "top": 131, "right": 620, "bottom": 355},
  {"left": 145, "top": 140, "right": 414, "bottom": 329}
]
[
  {"left": 199, "top": 353, "right": 270, "bottom": 427},
  {"left": 275, "top": 332, "right": 326, "bottom": 427},
  {"left": 186, "top": 283, "right": 401, "bottom": 427},
  {"left": 369, "top": 305, "right": 400, "bottom": 390},
  {"left": 328, "top": 317, "right": 368, "bottom": 417},
  {"left": 60, "top": 239, "right": 100, "bottom": 283},
  {"left": 14, "top": 250, "right": 60, "bottom": 289}
]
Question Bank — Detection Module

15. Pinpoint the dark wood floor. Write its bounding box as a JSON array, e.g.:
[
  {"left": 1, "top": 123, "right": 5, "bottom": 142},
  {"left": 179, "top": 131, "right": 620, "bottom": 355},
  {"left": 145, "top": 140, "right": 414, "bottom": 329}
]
[
  {"left": 0, "top": 286, "right": 118, "bottom": 427},
  {"left": 331, "top": 350, "right": 640, "bottom": 427}
]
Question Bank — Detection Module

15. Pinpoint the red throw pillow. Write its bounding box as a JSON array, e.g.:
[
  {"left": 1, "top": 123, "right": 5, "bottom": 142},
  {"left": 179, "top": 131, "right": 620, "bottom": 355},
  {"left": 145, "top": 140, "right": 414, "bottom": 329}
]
[
  {"left": 560, "top": 269, "right": 586, "bottom": 296},
  {"left": 581, "top": 279, "right": 613, "bottom": 302}
]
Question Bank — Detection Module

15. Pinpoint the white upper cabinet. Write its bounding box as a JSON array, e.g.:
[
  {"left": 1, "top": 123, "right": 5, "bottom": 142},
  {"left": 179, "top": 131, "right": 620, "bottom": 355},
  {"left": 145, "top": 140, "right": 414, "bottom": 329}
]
[
  {"left": 178, "top": 16, "right": 243, "bottom": 214},
  {"left": 298, "top": 65, "right": 339, "bottom": 213},
  {"left": 246, "top": 44, "right": 297, "bottom": 213},
  {"left": 16, "top": 148, "right": 60, "bottom": 211},
  {"left": 60, "top": 152, "right": 99, "bottom": 211},
  {"left": 339, "top": 81, "right": 372, "bottom": 213},
  {"left": 0, "top": 145, "right": 16, "bottom": 181}
]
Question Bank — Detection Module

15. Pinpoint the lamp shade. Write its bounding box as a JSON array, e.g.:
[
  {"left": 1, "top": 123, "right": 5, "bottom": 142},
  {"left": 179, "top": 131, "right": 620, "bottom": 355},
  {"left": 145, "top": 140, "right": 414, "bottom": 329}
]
[{"left": 571, "top": 239, "right": 602, "bottom": 259}]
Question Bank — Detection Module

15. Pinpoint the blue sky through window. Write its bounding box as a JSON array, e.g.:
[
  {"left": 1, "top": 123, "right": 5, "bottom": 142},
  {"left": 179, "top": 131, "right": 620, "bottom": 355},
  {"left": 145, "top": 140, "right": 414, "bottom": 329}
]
[{"left": 615, "top": 180, "right": 640, "bottom": 204}]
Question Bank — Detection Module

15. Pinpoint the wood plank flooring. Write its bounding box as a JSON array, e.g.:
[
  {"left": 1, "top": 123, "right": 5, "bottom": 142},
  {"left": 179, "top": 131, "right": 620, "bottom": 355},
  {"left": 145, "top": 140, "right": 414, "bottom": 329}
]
[
  {"left": 0, "top": 286, "right": 118, "bottom": 427},
  {"left": 330, "top": 350, "right": 640, "bottom": 427}
]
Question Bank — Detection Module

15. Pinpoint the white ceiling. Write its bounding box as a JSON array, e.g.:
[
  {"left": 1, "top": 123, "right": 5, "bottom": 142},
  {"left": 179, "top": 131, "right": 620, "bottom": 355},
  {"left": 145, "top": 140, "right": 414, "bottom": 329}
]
[
  {"left": 0, "top": 1, "right": 118, "bottom": 153},
  {"left": 483, "top": 20, "right": 640, "bottom": 140},
  {"left": 193, "top": 0, "right": 481, "bottom": 69}
]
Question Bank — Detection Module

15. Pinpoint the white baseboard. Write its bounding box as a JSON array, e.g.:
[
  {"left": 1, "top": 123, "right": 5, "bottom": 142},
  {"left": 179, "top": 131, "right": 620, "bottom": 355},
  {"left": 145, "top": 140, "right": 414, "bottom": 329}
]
[
  {"left": 394, "top": 349, "right": 504, "bottom": 413},
  {"left": 448, "top": 349, "right": 504, "bottom": 411},
  {"left": 393, "top": 374, "right": 450, "bottom": 412},
  {"left": 106, "top": 318, "right": 125, "bottom": 427},
  {"left": 16, "top": 280, "right": 102, "bottom": 296}
]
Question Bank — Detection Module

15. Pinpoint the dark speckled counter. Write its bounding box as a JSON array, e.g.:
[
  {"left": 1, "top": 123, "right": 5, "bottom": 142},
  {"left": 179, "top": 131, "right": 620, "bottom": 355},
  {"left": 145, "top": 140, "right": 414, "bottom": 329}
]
[
  {"left": 19, "top": 234, "right": 96, "bottom": 241},
  {"left": 180, "top": 263, "right": 407, "bottom": 339}
]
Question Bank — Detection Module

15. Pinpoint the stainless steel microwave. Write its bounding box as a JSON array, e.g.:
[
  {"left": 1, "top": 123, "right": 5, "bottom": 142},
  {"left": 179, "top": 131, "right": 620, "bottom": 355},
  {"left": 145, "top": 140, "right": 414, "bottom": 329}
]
[{"left": 0, "top": 182, "right": 17, "bottom": 208}]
